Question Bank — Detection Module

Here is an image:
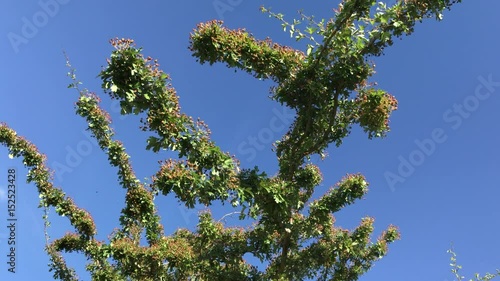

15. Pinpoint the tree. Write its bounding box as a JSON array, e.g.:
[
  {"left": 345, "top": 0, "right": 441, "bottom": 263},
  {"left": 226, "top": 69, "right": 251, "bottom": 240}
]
[
  {"left": 0, "top": 0, "right": 463, "bottom": 280},
  {"left": 448, "top": 248, "right": 500, "bottom": 281}
]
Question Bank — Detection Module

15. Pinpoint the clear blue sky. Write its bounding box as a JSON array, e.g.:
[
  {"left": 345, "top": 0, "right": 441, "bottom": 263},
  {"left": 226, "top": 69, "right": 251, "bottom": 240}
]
[{"left": 0, "top": 1, "right": 499, "bottom": 280}]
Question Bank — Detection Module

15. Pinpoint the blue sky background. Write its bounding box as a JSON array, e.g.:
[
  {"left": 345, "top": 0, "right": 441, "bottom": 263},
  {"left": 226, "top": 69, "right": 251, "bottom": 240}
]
[{"left": 0, "top": 1, "right": 499, "bottom": 280}]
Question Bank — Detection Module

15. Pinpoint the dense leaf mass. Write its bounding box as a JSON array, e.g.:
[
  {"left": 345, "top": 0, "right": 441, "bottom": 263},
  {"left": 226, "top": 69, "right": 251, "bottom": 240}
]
[{"left": 0, "top": 0, "right": 461, "bottom": 280}]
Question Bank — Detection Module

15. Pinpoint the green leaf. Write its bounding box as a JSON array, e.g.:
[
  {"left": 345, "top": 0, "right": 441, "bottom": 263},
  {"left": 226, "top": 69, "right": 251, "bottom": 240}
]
[
  {"left": 306, "top": 26, "right": 317, "bottom": 34},
  {"left": 306, "top": 45, "right": 313, "bottom": 56}
]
